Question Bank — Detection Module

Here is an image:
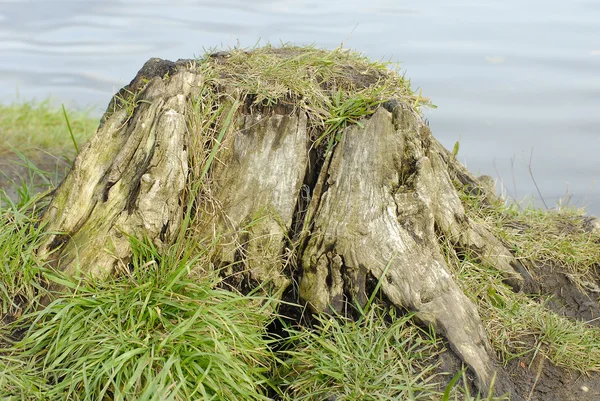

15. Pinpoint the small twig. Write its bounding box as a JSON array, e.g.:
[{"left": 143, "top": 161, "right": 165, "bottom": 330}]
[
  {"left": 493, "top": 159, "right": 515, "bottom": 203},
  {"left": 528, "top": 149, "right": 548, "bottom": 209},
  {"left": 511, "top": 155, "right": 518, "bottom": 202},
  {"left": 526, "top": 356, "right": 545, "bottom": 401}
]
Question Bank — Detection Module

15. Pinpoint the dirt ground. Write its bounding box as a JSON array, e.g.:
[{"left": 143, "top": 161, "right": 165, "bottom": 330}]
[
  {"left": 1, "top": 151, "right": 599, "bottom": 401},
  {"left": 504, "top": 261, "right": 600, "bottom": 401},
  {"left": 433, "top": 258, "right": 600, "bottom": 401}
]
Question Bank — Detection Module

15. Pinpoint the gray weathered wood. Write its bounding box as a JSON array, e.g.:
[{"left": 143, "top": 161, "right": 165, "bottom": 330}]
[
  {"left": 299, "top": 106, "right": 522, "bottom": 390},
  {"left": 197, "top": 111, "right": 309, "bottom": 291},
  {"left": 37, "top": 70, "right": 203, "bottom": 278},
  {"left": 36, "top": 58, "right": 528, "bottom": 396}
]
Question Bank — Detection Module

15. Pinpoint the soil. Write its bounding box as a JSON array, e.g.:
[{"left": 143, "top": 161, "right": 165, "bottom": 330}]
[
  {"left": 501, "top": 260, "right": 600, "bottom": 401},
  {"left": 434, "top": 347, "right": 600, "bottom": 401},
  {"left": 431, "top": 258, "right": 600, "bottom": 401},
  {"left": 1, "top": 150, "right": 599, "bottom": 401}
]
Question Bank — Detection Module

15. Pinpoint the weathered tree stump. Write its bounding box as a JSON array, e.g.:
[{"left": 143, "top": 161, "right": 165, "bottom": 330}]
[{"left": 36, "top": 47, "right": 531, "bottom": 397}]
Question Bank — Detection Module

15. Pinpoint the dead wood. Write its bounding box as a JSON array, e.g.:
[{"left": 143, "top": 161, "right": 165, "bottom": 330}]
[{"left": 36, "top": 51, "right": 533, "bottom": 397}]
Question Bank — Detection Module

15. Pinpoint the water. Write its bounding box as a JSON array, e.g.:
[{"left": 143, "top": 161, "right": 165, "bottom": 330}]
[{"left": 1, "top": 0, "right": 599, "bottom": 215}]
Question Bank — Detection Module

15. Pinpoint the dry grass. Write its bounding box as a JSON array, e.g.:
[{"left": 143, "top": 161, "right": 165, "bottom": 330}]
[{"left": 196, "top": 44, "right": 431, "bottom": 151}]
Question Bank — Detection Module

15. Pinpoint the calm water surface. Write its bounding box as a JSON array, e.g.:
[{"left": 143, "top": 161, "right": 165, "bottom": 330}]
[{"left": 1, "top": 0, "right": 599, "bottom": 214}]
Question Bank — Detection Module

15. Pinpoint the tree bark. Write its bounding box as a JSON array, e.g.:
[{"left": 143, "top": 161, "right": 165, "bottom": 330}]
[{"left": 36, "top": 55, "right": 529, "bottom": 397}]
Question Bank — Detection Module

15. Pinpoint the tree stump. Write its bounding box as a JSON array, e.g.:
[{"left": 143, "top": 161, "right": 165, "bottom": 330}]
[{"left": 36, "top": 47, "right": 530, "bottom": 397}]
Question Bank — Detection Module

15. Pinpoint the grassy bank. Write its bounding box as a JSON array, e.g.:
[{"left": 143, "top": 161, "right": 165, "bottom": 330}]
[
  {"left": 1, "top": 48, "right": 600, "bottom": 400},
  {"left": 0, "top": 179, "right": 477, "bottom": 401},
  {"left": 0, "top": 100, "right": 470, "bottom": 400},
  {"left": 0, "top": 100, "right": 97, "bottom": 159}
]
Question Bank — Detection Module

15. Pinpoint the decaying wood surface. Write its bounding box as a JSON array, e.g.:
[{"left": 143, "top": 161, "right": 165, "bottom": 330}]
[
  {"left": 36, "top": 57, "right": 531, "bottom": 397},
  {"left": 197, "top": 111, "right": 309, "bottom": 292},
  {"left": 37, "top": 65, "right": 202, "bottom": 278},
  {"left": 299, "top": 105, "right": 522, "bottom": 392}
]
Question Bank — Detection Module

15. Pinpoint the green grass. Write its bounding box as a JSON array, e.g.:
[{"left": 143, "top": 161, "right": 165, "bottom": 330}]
[
  {"left": 196, "top": 44, "right": 432, "bottom": 152},
  {"left": 274, "top": 303, "right": 509, "bottom": 401},
  {"left": 0, "top": 98, "right": 96, "bottom": 319},
  {"left": 0, "top": 99, "right": 97, "bottom": 158},
  {"left": 275, "top": 304, "right": 443, "bottom": 401},
  {"left": 0, "top": 191, "right": 52, "bottom": 321},
  {"left": 1, "top": 236, "right": 278, "bottom": 401},
  {"left": 444, "top": 190, "right": 600, "bottom": 373},
  {"left": 0, "top": 182, "right": 487, "bottom": 401},
  {"left": 0, "top": 156, "right": 502, "bottom": 401},
  {"left": 2, "top": 45, "right": 599, "bottom": 401},
  {"left": 498, "top": 204, "right": 598, "bottom": 287}
]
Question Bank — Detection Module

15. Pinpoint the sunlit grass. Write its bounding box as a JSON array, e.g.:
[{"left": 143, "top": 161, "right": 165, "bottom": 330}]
[
  {"left": 0, "top": 190, "right": 52, "bottom": 323},
  {"left": 0, "top": 163, "right": 507, "bottom": 401},
  {"left": 197, "top": 44, "right": 433, "bottom": 151},
  {"left": 275, "top": 302, "right": 509, "bottom": 401},
  {"left": 276, "top": 304, "right": 442, "bottom": 400},
  {"left": 1, "top": 237, "right": 278, "bottom": 401},
  {"left": 446, "top": 190, "right": 600, "bottom": 373},
  {"left": 0, "top": 99, "right": 98, "bottom": 158}
]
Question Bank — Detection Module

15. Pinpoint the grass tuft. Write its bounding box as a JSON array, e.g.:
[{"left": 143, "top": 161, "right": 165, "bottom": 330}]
[
  {"left": 275, "top": 303, "right": 443, "bottom": 400},
  {"left": 196, "top": 44, "right": 432, "bottom": 151},
  {"left": 1, "top": 237, "right": 277, "bottom": 401},
  {"left": 0, "top": 189, "right": 52, "bottom": 323}
]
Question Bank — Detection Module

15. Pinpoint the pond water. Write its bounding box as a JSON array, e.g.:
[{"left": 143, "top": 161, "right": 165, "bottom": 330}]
[{"left": 1, "top": 0, "right": 599, "bottom": 215}]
